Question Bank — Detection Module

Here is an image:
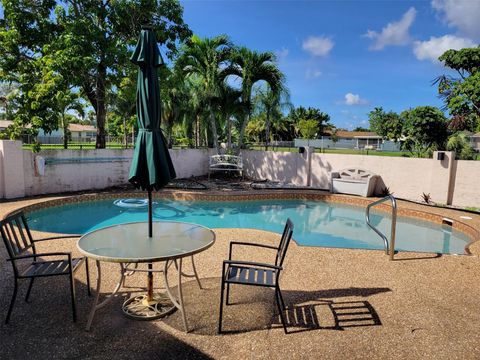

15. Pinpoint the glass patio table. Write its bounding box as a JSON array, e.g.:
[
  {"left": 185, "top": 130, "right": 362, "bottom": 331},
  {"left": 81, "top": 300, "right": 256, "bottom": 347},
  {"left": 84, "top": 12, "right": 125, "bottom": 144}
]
[{"left": 77, "top": 221, "right": 215, "bottom": 332}]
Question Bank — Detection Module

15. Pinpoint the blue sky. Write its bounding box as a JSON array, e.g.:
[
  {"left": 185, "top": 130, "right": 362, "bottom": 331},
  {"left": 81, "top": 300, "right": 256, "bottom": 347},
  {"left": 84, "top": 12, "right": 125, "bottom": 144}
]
[{"left": 181, "top": 0, "right": 480, "bottom": 129}]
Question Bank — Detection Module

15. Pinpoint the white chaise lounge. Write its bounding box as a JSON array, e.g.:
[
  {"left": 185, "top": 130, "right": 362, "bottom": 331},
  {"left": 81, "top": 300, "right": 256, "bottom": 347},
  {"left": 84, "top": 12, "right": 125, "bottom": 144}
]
[{"left": 331, "top": 168, "right": 379, "bottom": 197}]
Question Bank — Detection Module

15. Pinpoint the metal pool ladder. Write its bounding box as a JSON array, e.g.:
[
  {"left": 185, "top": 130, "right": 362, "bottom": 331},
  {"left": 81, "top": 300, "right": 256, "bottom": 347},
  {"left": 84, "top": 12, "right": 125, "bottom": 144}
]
[{"left": 365, "top": 195, "right": 397, "bottom": 260}]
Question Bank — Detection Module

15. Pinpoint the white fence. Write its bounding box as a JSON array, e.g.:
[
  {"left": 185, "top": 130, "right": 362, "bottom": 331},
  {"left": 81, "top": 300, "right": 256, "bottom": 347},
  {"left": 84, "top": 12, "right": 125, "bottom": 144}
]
[{"left": 0, "top": 141, "right": 479, "bottom": 208}]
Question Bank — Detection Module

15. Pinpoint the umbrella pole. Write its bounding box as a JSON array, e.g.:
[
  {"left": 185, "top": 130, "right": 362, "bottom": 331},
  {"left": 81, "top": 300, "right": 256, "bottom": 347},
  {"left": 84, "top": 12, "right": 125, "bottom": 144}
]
[
  {"left": 147, "top": 190, "right": 153, "bottom": 301},
  {"left": 123, "top": 189, "right": 175, "bottom": 319}
]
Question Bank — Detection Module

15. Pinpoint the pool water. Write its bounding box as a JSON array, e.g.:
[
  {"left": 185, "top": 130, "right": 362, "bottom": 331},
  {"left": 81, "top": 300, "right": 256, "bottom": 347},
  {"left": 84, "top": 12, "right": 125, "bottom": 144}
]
[{"left": 27, "top": 199, "right": 472, "bottom": 255}]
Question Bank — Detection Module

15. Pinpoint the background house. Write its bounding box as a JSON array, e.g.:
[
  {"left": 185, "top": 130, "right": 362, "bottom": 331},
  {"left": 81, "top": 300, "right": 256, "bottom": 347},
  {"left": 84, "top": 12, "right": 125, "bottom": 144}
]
[
  {"left": 467, "top": 132, "right": 480, "bottom": 152},
  {"left": 37, "top": 123, "right": 97, "bottom": 144},
  {"left": 295, "top": 130, "right": 402, "bottom": 151}
]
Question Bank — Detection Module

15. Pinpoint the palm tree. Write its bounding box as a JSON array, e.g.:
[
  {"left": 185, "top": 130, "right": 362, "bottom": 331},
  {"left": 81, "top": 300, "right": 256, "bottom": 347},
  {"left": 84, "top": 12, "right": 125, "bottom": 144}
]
[
  {"left": 161, "top": 67, "right": 190, "bottom": 148},
  {"left": 254, "top": 84, "right": 292, "bottom": 150},
  {"left": 230, "top": 47, "right": 285, "bottom": 151},
  {"left": 176, "top": 34, "right": 234, "bottom": 153},
  {"left": 182, "top": 75, "right": 206, "bottom": 148},
  {"left": 55, "top": 90, "right": 84, "bottom": 149},
  {"left": 213, "top": 83, "right": 245, "bottom": 151}
]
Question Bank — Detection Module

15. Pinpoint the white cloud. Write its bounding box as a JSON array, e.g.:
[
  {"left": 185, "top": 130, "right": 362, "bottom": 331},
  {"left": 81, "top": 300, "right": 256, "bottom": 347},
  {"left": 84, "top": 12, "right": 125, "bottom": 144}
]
[
  {"left": 432, "top": 0, "right": 480, "bottom": 40},
  {"left": 364, "top": 7, "right": 417, "bottom": 50},
  {"left": 344, "top": 93, "right": 368, "bottom": 106},
  {"left": 305, "top": 69, "right": 322, "bottom": 79},
  {"left": 413, "top": 35, "right": 476, "bottom": 62},
  {"left": 276, "top": 47, "right": 289, "bottom": 60},
  {"left": 302, "top": 36, "right": 334, "bottom": 57}
]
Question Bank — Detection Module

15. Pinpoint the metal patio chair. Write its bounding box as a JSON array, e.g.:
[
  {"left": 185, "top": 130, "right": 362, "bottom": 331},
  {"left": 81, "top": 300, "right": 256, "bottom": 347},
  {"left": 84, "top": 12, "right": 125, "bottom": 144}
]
[
  {"left": 218, "top": 219, "right": 294, "bottom": 334},
  {"left": 0, "top": 211, "right": 90, "bottom": 324}
]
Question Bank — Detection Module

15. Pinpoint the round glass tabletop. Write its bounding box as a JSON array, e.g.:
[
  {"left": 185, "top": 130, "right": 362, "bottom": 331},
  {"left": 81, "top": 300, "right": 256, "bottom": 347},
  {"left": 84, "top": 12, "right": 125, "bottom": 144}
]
[{"left": 77, "top": 221, "right": 215, "bottom": 263}]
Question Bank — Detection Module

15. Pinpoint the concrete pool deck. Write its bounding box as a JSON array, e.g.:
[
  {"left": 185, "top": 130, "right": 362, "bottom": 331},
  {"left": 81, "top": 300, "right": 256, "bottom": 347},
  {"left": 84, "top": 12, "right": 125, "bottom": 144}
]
[{"left": 0, "top": 187, "right": 479, "bottom": 359}]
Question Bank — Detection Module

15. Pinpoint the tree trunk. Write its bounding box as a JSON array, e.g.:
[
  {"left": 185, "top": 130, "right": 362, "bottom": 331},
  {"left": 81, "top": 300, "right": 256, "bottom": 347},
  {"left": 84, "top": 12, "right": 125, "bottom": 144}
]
[
  {"left": 123, "top": 115, "right": 128, "bottom": 149},
  {"left": 131, "top": 124, "right": 135, "bottom": 146},
  {"left": 195, "top": 114, "right": 199, "bottom": 148},
  {"left": 209, "top": 108, "right": 220, "bottom": 153},
  {"left": 227, "top": 115, "right": 232, "bottom": 151},
  {"left": 237, "top": 112, "right": 250, "bottom": 155},
  {"left": 62, "top": 115, "right": 68, "bottom": 150},
  {"left": 95, "top": 63, "right": 107, "bottom": 149},
  {"left": 265, "top": 112, "right": 270, "bottom": 151}
]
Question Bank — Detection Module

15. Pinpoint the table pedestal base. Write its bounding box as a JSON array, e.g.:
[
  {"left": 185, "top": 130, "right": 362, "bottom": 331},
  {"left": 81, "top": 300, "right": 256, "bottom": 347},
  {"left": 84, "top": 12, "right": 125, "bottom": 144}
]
[{"left": 122, "top": 292, "right": 176, "bottom": 320}]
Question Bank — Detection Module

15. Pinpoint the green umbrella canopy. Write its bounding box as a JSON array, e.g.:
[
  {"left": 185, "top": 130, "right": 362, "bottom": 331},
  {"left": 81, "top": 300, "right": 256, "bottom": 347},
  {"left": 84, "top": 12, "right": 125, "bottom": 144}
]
[{"left": 129, "top": 26, "right": 176, "bottom": 191}]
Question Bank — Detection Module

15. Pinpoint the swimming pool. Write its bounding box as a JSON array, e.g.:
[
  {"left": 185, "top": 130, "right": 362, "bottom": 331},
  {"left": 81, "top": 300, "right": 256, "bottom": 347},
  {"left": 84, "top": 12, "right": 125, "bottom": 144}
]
[{"left": 25, "top": 197, "right": 472, "bottom": 255}]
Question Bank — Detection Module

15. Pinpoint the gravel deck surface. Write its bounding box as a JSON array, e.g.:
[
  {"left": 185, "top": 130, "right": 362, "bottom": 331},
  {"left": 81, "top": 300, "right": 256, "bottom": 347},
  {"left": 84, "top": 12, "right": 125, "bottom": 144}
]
[{"left": 0, "top": 188, "right": 479, "bottom": 359}]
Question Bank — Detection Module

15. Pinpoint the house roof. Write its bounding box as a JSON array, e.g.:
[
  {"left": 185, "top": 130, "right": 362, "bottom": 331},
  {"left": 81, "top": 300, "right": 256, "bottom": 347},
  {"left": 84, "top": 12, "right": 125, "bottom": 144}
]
[
  {"left": 0, "top": 120, "right": 13, "bottom": 129},
  {"left": 0, "top": 120, "right": 96, "bottom": 132},
  {"left": 325, "top": 130, "right": 381, "bottom": 139},
  {"left": 68, "top": 123, "right": 96, "bottom": 132}
]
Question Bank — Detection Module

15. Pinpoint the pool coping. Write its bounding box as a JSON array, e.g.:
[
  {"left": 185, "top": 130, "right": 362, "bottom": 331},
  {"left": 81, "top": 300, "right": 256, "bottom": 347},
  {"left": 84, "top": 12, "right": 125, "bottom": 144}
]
[{"left": 7, "top": 189, "right": 479, "bottom": 256}]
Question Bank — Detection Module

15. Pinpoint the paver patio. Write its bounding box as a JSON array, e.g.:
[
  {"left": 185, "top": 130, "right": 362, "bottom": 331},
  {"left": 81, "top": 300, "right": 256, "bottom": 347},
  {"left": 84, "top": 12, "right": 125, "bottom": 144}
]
[{"left": 0, "top": 189, "right": 479, "bottom": 359}]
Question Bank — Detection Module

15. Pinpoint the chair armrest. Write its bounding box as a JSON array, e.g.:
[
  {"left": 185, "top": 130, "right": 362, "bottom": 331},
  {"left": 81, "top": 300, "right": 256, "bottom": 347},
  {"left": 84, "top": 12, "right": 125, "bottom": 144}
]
[
  {"left": 8, "top": 252, "right": 72, "bottom": 261},
  {"left": 229, "top": 241, "right": 278, "bottom": 260},
  {"left": 33, "top": 235, "right": 81, "bottom": 242},
  {"left": 222, "top": 259, "right": 282, "bottom": 271}
]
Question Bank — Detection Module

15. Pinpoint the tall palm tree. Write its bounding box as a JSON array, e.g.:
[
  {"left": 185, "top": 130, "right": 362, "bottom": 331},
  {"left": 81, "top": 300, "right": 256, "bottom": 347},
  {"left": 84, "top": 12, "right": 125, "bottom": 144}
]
[
  {"left": 230, "top": 47, "right": 285, "bottom": 151},
  {"left": 254, "top": 84, "right": 292, "bottom": 150},
  {"left": 161, "top": 67, "right": 189, "bottom": 148},
  {"left": 213, "top": 83, "right": 245, "bottom": 151},
  {"left": 176, "top": 34, "right": 233, "bottom": 153},
  {"left": 182, "top": 75, "right": 206, "bottom": 148}
]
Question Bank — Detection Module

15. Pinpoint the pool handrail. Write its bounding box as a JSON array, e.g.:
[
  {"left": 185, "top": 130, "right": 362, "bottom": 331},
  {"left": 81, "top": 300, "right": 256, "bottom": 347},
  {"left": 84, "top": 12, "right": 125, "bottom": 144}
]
[{"left": 365, "top": 195, "right": 397, "bottom": 260}]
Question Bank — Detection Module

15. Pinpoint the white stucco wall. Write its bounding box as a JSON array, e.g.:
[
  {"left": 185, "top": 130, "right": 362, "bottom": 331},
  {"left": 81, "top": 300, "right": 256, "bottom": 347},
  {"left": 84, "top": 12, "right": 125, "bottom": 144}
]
[
  {"left": 22, "top": 148, "right": 211, "bottom": 196},
  {"left": 242, "top": 150, "right": 309, "bottom": 186},
  {"left": 0, "top": 141, "right": 25, "bottom": 198},
  {"left": 310, "top": 152, "right": 454, "bottom": 204},
  {"left": 0, "top": 140, "right": 478, "bottom": 208},
  {"left": 243, "top": 150, "right": 458, "bottom": 205},
  {"left": 452, "top": 160, "right": 480, "bottom": 208}
]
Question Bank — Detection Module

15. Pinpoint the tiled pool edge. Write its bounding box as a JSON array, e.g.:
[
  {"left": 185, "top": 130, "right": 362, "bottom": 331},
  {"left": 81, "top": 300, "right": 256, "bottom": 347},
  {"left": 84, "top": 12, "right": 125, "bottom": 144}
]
[{"left": 7, "top": 189, "right": 479, "bottom": 255}]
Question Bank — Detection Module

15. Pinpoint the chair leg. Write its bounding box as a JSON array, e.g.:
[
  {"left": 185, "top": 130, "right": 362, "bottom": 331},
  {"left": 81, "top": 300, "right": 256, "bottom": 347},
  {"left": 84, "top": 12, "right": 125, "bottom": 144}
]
[
  {"left": 25, "top": 278, "right": 35, "bottom": 302},
  {"left": 226, "top": 283, "right": 231, "bottom": 305},
  {"left": 277, "top": 286, "right": 286, "bottom": 310},
  {"left": 85, "top": 258, "right": 91, "bottom": 296},
  {"left": 218, "top": 278, "right": 226, "bottom": 333},
  {"left": 5, "top": 279, "right": 18, "bottom": 324},
  {"left": 69, "top": 272, "right": 77, "bottom": 322},
  {"left": 275, "top": 289, "right": 288, "bottom": 334}
]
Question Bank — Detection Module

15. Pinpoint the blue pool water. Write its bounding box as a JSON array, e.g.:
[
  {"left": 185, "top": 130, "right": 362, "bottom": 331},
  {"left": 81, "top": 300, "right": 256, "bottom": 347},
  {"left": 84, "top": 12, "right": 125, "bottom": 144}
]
[{"left": 27, "top": 199, "right": 472, "bottom": 255}]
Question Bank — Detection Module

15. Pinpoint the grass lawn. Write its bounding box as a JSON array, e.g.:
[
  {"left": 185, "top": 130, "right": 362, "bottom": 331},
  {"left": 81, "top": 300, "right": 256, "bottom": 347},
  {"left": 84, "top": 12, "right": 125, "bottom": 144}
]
[{"left": 250, "top": 146, "right": 412, "bottom": 157}]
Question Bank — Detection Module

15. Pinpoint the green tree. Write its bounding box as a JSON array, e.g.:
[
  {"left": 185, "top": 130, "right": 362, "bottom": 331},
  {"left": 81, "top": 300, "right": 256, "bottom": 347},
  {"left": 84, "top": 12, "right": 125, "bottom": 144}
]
[
  {"left": 254, "top": 84, "right": 292, "bottom": 150},
  {"left": 400, "top": 106, "right": 449, "bottom": 157},
  {"left": 214, "top": 83, "right": 244, "bottom": 151},
  {"left": 368, "top": 107, "right": 402, "bottom": 140},
  {"left": 245, "top": 114, "right": 266, "bottom": 143},
  {"left": 287, "top": 106, "right": 330, "bottom": 137},
  {"left": 352, "top": 126, "right": 370, "bottom": 132},
  {"left": 176, "top": 34, "right": 233, "bottom": 152},
  {"left": 230, "top": 47, "right": 284, "bottom": 151},
  {"left": 297, "top": 119, "right": 318, "bottom": 139},
  {"left": 446, "top": 132, "right": 476, "bottom": 160},
  {"left": 0, "top": 0, "right": 191, "bottom": 148},
  {"left": 435, "top": 47, "right": 480, "bottom": 121},
  {"left": 109, "top": 67, "right": 137, "bottom": 148}
]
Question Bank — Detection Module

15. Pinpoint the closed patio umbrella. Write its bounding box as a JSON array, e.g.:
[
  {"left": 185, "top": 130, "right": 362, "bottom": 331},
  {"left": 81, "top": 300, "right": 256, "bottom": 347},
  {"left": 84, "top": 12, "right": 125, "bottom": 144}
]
[{"left": 126, "top": 25, "right": 176, "bottom": 318}]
